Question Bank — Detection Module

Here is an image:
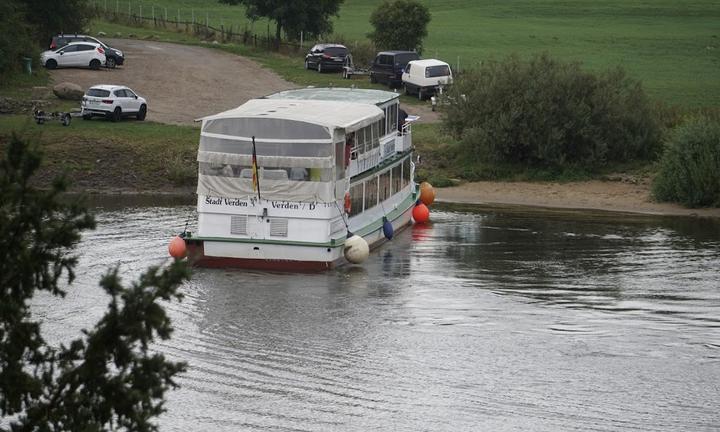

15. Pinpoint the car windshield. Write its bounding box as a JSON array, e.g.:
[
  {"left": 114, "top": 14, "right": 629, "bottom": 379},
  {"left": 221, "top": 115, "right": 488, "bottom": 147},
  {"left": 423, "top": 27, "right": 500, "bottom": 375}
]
[
  {"left": 395, "top": 53, "right": 420, "bottom": 65},
  {"left": 324, "top": 47, "right": 347, "bottom": 56},
  {"left": 86, "top": 89, "right": 111, "bottom": 97},
  {"left": 425, "top": 65, "right": 451, "bottom": 78}
]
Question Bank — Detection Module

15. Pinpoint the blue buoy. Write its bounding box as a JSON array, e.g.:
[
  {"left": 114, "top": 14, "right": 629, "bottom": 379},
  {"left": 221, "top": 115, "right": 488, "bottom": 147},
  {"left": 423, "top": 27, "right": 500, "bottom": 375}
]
[{"left": 382, "top": 217, "right": 394, "bottom": 240}]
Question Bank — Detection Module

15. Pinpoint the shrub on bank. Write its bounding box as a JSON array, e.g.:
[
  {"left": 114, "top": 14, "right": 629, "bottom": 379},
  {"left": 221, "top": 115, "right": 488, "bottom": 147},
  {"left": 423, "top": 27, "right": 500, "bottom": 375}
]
[
  {"left": 442, "top": 53, "right": 661, "bottom": 170},
  {"left": 652, "top": 116, "right": 720, "bottom": 207}
]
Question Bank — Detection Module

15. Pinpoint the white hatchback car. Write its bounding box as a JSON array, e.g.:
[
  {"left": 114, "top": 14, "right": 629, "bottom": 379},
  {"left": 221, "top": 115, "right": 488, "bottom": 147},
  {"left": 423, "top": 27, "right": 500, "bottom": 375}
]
[
  {"left": 41, "top": 42, "right": 106, "bottom": 70},
  {"left": 81, "top": 85, "right": 148, "bottom": 122},
  {"left": 401, "top": 59, "right": 453, "bottom": 100}
]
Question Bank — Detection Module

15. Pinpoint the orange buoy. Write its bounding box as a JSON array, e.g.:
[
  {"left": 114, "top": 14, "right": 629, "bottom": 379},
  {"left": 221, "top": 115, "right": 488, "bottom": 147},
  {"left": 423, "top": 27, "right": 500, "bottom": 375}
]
[
  {"left": 168, "top": 235, "right": 187, "bottom": 258},
  {"left": 419, "top": 181, "right": 435, "bottom": 206},
  {"left": 412, "top": 202, "right": 430, "bottom": 224}
]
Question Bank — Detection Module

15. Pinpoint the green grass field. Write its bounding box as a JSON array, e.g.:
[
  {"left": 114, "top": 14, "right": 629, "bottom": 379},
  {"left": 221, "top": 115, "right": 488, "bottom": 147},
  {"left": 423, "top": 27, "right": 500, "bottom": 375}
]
[{"left": 92, "top": 0, "right": 720, "bottom": 108}]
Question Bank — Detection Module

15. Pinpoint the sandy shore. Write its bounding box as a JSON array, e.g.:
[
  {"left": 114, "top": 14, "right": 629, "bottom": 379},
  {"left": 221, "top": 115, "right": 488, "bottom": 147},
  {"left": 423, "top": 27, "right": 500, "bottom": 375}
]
[{"left": 437, "top": 180, "right": 720, "bottom": 218}]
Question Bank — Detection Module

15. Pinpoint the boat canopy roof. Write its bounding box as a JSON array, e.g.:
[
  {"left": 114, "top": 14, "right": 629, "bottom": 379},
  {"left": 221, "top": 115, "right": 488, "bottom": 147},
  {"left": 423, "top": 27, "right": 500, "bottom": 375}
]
[
  {"left": 266, "top": 87, "right": 399, "bottom": 106},
  {"left": 199, "top": 98, "right": 384, "bottom": 134}
]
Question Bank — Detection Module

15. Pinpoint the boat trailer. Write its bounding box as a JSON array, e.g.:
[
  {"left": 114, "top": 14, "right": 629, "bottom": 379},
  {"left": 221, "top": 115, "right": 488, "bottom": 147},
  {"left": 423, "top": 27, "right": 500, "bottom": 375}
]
[{"left": 33, "top": 109, "right": 80, "bottom": 126}]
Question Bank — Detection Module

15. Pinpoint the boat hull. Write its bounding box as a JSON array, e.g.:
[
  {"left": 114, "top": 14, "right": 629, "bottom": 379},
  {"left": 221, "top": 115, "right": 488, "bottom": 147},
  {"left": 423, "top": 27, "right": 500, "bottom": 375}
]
[{"left": 185, "top": 201, "right": 414, "bottom": 271}]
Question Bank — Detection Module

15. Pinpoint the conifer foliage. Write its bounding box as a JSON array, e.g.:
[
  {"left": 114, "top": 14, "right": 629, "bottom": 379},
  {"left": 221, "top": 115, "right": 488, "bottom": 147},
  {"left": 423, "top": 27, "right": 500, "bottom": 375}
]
[{"left": 0, "top": 135, "right": 190, "bottom": 431}]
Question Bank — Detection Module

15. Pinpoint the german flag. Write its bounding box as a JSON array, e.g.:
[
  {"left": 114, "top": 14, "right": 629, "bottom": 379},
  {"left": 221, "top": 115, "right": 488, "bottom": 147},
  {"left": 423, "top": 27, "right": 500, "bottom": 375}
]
[{"left": 252, "top": 136, "right": 260, "bottom": 199}]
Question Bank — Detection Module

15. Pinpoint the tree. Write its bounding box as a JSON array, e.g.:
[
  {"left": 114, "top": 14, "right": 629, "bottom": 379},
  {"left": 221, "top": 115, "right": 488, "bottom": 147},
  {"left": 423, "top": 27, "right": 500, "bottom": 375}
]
[
  {"left": 0, "top": 0, "right": 35, "bottom": 79},
  {"left": 368, "top": 0, "right": 431, "bottom": 53},
  {"left": 219, "top": 0, "right": 343, "bottom": 45},
  {"left": 19, "top": 0, "right": 95, "bottom": 46},
  {"left": 0, "top": 134, "right": 190, "bottom": 431},
  {"left": 0, "top": 0, "right": 95, "bottom": 79}
]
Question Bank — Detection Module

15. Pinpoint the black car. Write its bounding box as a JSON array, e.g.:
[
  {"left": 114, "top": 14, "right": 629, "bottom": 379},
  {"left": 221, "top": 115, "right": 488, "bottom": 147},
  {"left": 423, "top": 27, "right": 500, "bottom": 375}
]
[
  {"left": 369, "top": 51, "right": 420, "bottom": 87},
  {"left": 304, "top": 44, "right": 349, "bottom": 73},
  {"left": 50, "top": 34, "right": 125, "bottom": 68}
]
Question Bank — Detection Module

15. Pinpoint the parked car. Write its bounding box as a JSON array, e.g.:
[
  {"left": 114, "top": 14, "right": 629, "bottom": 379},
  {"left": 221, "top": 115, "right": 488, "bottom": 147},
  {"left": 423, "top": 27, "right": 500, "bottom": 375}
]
[
  {"left": 50, "top": 34, "right": 125, "bottom": 68},
  {"left": 402, "top": 59, "right": 453, "bottom": 100},
  {"left": 304, "top": 44, "right": 349, "bottom": 73},
  {"left": 369, "top": 51, "right": 420, "bottom": 87},
  {"left": 41, "top": 42, "right": 106, "bottom": 70},
  {"left": 81, "top": 85, "right": 147, "bottom": 122}
]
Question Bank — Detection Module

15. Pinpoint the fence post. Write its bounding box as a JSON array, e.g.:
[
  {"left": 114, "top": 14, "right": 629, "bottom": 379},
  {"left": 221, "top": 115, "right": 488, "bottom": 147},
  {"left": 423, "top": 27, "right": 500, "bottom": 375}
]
[
  {"left": 300, "top": 31, "right": 303, "bottom": 49},
  {"left": 164, "top": 7, "right": 167, "bottom": 22},
  {"left": 206, "top": 12, "right": 209, "bottom": 31},
  {"left": 177, "top": 9, "right": 180, "bottom": 28},
  {"left": 152, "top": 5, "right": 154, "bottom": 22},
  {"left": 128, "top": 1, "right": 130, "bottom": 17}
]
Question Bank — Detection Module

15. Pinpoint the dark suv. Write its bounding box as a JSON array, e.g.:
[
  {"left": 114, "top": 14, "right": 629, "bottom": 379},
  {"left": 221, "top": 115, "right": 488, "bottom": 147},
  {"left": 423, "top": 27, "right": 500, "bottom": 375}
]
[
  {"left": 304, "top": 44, "right": 349, "bottom": 73},
  {"left": 369, "top": 51, "right": 420, "bottom": 87},
  {"left": 50, "top": 34, "right": 125, "bottom": 68}
]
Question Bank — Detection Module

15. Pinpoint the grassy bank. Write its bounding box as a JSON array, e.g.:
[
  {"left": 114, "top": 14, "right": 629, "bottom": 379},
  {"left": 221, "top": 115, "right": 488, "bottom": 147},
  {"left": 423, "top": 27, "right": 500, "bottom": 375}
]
[
  {"left": 0, "top": 115, "right": 198, "bottom": 191},
  {"left": 93, "top": 0, "right": 720, "bottom": 108}
]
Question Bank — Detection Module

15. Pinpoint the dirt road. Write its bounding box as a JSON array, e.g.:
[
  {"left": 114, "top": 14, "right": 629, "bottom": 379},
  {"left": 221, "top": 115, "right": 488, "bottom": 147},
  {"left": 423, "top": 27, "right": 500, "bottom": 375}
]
[{"left": 49, "top": 39, "right": 295, "bottom": 124}]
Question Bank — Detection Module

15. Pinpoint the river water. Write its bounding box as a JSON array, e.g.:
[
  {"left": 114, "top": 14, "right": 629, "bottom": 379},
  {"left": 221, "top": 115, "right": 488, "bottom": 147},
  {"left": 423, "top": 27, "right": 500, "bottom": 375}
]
[{"left": 34, "top": 202, "right": 720, "bottom": 431}]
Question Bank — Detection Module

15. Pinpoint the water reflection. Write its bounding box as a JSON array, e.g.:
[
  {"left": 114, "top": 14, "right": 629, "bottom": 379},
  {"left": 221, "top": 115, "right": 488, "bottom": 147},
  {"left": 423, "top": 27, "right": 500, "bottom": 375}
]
[{"left": 31, "top": 202, "right": 720, "bottom": 431}]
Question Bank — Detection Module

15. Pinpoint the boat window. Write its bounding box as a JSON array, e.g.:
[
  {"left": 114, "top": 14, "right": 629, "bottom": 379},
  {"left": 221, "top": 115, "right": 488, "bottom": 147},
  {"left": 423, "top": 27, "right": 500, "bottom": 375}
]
[
  {"left": 364, "top": 176, "right": 378, "bottom": 211},
  {"left": 387, "top": 104, "right": 397, "bottom": 134},
  {"left": 379, "top": 170, "right": 391, "bottom": 202},
  {"left": 199, "top": 162, "right": 244, "bottom": 177},
  {"left": 392, "top": 164, "right": 402, "bottom": 194},
  {"left": 371, "top": 123, "right": 380, "bottom": 149},
  {"left": 335, "top": 141, "right": 345, "bottom": 180},
  {"left": 200, "top": 136, "right": 332, "bottom": 158},
  {"left": 379, "top": 108, "right": 387, "bottom": 136},
  {"left": 402, "top": 157, "right": 411, "bottom": 188},
  {"left": 263, "top": 169, "right": 289, "bottom": 181},
  {"left": 199, "top": 163, "right": 332, "bottom": 182},
  {"left": 349, "top": 183, "right": 364, "bottom": 216}
]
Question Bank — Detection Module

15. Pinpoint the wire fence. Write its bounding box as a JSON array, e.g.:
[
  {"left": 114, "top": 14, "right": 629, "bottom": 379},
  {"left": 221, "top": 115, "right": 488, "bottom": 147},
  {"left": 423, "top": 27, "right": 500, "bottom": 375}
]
[
  {"left": 90, "top": 1, "right": 305, "bottom": 54},
  {"left": 89, "top": 0, "right": 470, "bottom": 71}
]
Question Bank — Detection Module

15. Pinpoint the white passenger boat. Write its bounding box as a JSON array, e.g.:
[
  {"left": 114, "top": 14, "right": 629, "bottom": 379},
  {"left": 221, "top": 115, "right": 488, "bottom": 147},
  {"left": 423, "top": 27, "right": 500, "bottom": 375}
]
[{"left": 183, "top": 87, "right": 418, "bottom": 271}]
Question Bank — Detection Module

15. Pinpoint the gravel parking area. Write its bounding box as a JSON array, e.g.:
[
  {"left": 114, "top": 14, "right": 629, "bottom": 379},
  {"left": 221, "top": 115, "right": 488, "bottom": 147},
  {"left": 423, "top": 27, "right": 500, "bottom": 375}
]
[{"left": 48, "top": 39, "right": 295, "bottom": 124}]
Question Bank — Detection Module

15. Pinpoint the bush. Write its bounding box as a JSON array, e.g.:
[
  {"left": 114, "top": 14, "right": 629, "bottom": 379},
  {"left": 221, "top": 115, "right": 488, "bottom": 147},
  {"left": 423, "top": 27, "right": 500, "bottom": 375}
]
[
  {"left": 652, "top": 116, "right": 720, "bottom": 207},
  {"left": 0, "top": 1, "right": 35, "bottom": 81},
  {"left": 442, "top": 53, "right": 661, "bottom": 170}
]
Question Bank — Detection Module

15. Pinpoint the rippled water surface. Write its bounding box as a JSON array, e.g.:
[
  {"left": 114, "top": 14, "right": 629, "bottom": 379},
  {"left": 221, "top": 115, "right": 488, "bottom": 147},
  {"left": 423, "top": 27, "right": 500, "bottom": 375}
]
[{"left": 35, "top": 203, "right": 720, "bottom": 431}]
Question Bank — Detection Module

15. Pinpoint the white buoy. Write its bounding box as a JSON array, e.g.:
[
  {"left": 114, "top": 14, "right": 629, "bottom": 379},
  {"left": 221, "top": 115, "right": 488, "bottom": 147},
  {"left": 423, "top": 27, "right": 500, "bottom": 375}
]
[{"left": 344, "top": 234, "right": 369, "bottom": 264}]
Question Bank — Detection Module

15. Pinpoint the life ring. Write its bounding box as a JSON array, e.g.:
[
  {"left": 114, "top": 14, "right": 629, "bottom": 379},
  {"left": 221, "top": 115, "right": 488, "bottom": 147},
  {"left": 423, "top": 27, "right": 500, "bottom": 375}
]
[{"left": 344, "top": 192, "right": 352, "bottom": 213}]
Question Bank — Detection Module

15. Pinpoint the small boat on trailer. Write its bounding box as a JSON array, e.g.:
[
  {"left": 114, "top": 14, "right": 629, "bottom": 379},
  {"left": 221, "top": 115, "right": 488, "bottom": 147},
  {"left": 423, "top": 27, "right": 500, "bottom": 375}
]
[{"left": 181, "top": 87, "right": 421, "bottom": 271}]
